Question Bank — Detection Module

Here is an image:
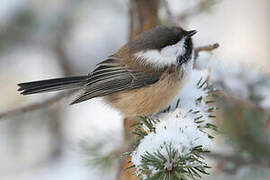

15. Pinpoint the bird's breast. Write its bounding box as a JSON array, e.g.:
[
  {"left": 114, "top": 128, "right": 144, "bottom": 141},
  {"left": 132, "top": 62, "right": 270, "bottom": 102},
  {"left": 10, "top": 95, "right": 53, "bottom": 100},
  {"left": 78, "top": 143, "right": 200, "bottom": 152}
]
[{"left": 105, "top": 69, "right": 187, "bottom": 117}]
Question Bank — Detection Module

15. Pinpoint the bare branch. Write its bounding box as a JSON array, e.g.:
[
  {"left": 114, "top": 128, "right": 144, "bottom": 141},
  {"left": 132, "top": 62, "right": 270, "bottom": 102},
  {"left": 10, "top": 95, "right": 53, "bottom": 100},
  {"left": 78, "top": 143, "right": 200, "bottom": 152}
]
[
  {"left": 193, "top": 43, "right": 219, "bottom": 69},
  {"left": 193, "top": 43, "right": 270, "bottom": 116},
  {"left": 194, "top": 43, "right": 219, "bottom": 59},
  {"left": 0, "top": 91, "right": 74, "bottom": 120}
]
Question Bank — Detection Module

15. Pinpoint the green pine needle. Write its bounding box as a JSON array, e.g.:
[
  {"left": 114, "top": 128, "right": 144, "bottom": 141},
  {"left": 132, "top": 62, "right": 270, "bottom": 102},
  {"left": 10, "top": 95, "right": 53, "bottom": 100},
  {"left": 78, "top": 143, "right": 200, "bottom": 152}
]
[{"left": 131, "top": 143, "right": 210, "bottom": 180}]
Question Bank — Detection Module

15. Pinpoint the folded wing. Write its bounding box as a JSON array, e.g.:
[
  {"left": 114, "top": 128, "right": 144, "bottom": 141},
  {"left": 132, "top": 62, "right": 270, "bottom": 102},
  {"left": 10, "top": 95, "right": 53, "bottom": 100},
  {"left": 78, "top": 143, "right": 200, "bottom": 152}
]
[{"left": 70, "top": 58, "right": 162, "bottom": 104}]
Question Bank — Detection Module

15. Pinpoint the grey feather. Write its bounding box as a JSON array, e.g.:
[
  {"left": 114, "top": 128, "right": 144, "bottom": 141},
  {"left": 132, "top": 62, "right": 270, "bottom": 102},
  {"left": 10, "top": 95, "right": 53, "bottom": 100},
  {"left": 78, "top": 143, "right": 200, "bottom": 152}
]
[
  {"left": 18, "top": 76, "right": 87, "bottom": 95},
  {"left": 70, "top": 58, "right": 162, "bottom": 104}
]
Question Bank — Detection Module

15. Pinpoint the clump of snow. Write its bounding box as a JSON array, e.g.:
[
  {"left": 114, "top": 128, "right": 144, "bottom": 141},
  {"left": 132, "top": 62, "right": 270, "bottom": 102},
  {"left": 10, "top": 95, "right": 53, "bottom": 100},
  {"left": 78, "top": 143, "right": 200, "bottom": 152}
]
[{"left": 131, "top": 108, "right": 212, "bottom": 173}]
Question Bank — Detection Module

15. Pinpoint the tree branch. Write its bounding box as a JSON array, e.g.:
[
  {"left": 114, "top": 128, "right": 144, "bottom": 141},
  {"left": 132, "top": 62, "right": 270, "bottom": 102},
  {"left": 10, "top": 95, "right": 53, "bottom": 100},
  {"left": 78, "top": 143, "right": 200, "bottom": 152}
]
[
  {"left": 0, "top": 91, "right": 73, "bottom": 120},
  {"left": 121, "top": 0, "right": 160, "bottom": 179},
  {"left": 193, "top": 43, "right": 219, "bottom": 69},
  {"left": 129, "top": 0, "right": 159, "bottom": 40},
  {"left": 117, "top": 141, "right": 136, "bottom": 180},
  {"left": 194, "top": 43, "right": 219, "bottom": 59},
  {"left": 193, "top": 43, "right": 270, "bottom": 116}
]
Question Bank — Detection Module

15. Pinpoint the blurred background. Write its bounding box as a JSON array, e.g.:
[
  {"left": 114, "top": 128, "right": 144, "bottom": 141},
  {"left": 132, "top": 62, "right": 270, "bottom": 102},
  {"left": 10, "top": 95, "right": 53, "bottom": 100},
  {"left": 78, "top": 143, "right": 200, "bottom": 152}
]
[{"left": 0, "top": 0, "right": 269, "bottom": 179}]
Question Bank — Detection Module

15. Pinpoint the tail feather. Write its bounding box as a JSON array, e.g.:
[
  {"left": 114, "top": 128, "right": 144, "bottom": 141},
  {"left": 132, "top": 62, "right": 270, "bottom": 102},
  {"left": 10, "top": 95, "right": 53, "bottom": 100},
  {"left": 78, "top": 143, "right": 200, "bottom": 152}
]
[{"left": 18, "top": 76, "right": 87, "bottom": 95}]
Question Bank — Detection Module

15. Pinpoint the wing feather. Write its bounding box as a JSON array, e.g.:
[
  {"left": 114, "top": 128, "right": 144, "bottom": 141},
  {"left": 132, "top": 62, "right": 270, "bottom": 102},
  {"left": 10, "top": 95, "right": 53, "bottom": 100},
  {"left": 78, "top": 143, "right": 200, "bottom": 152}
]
[{"left": 70, "top": 58, "right": 162, "bottom": 104}]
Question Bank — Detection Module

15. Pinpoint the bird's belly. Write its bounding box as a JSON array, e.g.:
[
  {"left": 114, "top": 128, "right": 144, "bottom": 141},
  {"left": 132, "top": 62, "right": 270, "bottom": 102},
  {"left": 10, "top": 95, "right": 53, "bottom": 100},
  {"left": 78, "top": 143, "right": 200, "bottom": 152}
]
[{"left": 105, "top": 73, "right": 185, "bottom": 117}]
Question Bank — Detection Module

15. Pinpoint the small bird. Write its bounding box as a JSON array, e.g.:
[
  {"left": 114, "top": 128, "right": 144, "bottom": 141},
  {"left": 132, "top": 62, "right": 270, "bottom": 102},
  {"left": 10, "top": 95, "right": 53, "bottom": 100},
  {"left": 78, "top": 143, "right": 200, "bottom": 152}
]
[{"left": 18, "top": 26, "right": 196, "bottom": 118}]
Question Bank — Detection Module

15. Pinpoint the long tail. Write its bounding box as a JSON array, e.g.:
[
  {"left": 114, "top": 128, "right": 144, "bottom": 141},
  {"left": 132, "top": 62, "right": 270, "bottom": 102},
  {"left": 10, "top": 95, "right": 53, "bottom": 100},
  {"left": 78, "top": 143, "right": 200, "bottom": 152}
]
[{"left": 18, "top": 76, "right": 88, "bottom": 95}]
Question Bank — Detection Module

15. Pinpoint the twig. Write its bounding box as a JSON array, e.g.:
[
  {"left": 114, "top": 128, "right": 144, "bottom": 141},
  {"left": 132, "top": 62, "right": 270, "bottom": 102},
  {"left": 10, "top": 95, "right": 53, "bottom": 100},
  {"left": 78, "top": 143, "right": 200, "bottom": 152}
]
[
  {"left": 194, "top": 43, "right": 219, "bottom": 59},
  {"left": 0, "top": 91, "right": 74, "bottom": 120},
  {"left": 193, "top": 43, "right": 219, "bottom": 69},
  {"left": 193, "top": 43, "right": 270, "bottom": 116}
]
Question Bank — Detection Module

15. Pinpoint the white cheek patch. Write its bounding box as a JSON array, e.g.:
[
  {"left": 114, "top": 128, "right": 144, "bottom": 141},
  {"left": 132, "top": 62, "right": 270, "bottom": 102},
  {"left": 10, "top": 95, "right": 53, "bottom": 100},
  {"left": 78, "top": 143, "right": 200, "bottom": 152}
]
[
  {"left": 134, "top": 49, "right": 175, "bottom": 68},
  {"left": 134, "top": 38, "right": 187, "bottom": 68}
]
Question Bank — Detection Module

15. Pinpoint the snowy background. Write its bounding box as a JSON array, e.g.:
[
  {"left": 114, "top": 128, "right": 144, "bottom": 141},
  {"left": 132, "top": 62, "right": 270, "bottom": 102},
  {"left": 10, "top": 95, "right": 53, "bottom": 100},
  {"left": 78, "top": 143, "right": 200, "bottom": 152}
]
[{"left": 0, "top": 0, "right": 270, "bottom": 179}]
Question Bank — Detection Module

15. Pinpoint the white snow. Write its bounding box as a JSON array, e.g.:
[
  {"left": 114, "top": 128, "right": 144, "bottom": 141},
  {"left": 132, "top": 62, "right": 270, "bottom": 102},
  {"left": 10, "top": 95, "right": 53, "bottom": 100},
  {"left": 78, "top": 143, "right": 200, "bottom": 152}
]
[
  {"left": 198, "top": 55, "right": 270, "bottom": 110},
  {"left": 131, "top": 108, "right": 212, "bottom": 171}
]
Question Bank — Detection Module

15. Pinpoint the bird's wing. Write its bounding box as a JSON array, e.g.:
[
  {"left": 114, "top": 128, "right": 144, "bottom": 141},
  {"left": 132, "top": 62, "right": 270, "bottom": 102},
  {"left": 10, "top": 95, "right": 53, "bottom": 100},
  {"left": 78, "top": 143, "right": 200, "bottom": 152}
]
[{"left": 70, "top": 58, "right": 163, "bottom": 104}]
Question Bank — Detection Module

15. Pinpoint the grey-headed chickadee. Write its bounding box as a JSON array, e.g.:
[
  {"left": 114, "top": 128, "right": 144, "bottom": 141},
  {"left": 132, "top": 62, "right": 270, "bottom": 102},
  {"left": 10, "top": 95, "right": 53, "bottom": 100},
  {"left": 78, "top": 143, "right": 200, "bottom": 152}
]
[{"left": 18, "top": 26, "right": 197, "bottom": 117}]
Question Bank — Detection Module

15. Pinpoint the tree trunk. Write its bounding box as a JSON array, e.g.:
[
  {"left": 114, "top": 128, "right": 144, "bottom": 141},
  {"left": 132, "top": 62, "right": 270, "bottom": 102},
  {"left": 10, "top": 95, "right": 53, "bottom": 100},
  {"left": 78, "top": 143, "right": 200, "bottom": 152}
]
[{"left": 120, "top": 0, "right": 159, "bottom": 179}]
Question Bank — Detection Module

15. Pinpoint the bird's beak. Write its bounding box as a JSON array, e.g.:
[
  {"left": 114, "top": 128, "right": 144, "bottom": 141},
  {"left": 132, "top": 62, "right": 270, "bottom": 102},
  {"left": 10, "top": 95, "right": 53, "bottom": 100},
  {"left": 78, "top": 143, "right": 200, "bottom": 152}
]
[{"left": 186, "top": 30, "right": 197, "bottom": 37}]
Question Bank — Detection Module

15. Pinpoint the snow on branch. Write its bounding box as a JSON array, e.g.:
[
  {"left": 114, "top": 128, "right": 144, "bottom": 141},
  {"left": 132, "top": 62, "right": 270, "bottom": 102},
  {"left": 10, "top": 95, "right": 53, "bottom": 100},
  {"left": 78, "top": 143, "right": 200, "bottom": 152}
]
[{"left": 129, "top": 69, "right": 217, "bottom": 180}]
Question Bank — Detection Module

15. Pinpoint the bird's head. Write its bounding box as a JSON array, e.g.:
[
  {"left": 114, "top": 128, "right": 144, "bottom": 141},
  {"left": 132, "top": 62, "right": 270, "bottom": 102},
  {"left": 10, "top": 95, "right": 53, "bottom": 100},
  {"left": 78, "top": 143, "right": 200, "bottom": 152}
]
[{"left": 129, "top": 26, "right": 197, "bottom": 68}]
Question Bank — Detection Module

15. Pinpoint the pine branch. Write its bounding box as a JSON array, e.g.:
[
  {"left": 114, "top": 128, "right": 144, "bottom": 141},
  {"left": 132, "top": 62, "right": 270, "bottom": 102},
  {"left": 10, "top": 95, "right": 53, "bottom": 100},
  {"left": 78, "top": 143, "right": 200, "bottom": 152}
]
[
  {"left": 136, "top": 144, "right": 210, "bottom": 180},
  {"left": 129, "top": 75, "right": 216, "bottom": 179}
]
